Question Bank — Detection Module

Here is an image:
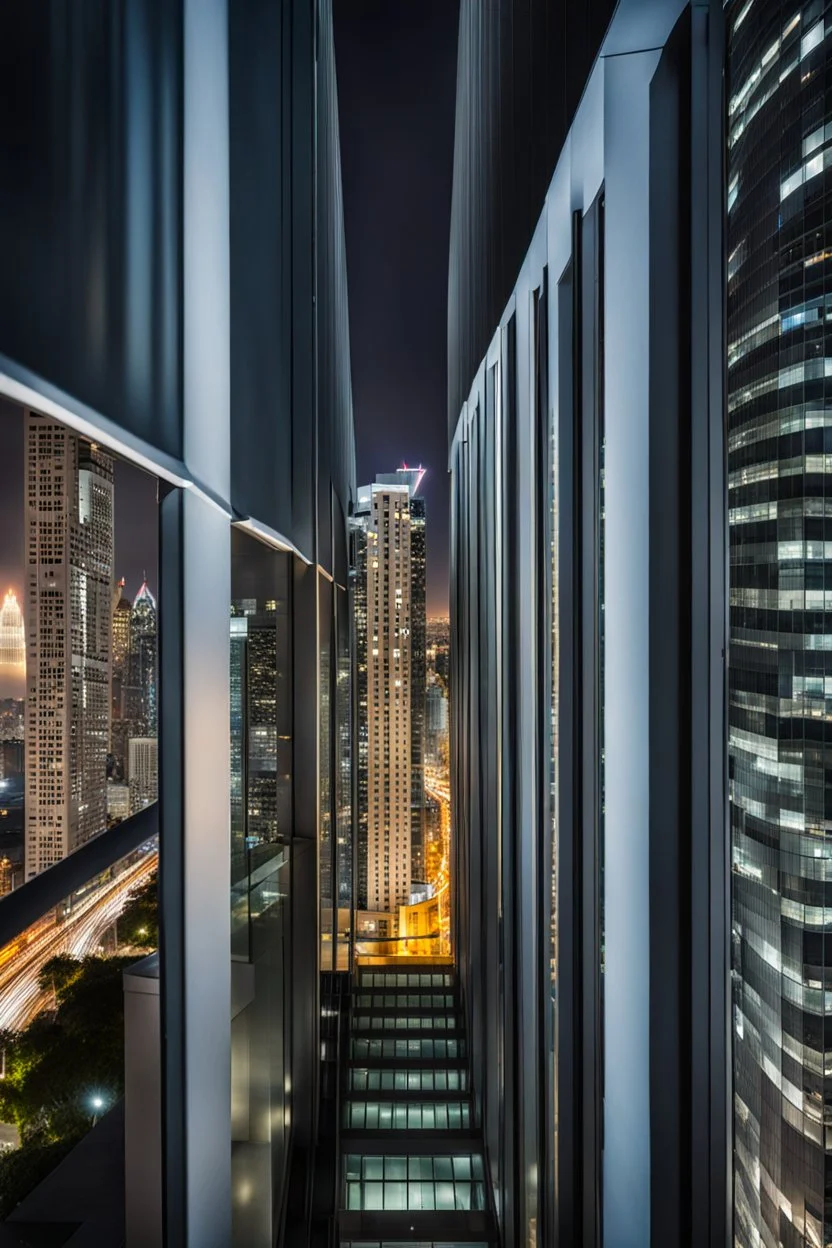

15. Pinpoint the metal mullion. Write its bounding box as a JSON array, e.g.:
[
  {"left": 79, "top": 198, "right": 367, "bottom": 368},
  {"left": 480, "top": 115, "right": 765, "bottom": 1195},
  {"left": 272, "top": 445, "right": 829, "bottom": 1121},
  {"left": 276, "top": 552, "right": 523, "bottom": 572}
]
[{"left": 579, "top": 195, "right": 603, "bottom": 1248}]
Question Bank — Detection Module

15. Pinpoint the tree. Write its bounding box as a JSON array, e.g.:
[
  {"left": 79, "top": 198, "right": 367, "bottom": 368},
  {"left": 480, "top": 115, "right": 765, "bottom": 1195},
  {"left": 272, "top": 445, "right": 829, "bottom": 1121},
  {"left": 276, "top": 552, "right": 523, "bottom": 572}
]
[
  {"left": 0, "top": 956, "right": 132, "bottom": 1142},
  {"left": 116, "top": 869, "right": 158, "bottom": 948}
]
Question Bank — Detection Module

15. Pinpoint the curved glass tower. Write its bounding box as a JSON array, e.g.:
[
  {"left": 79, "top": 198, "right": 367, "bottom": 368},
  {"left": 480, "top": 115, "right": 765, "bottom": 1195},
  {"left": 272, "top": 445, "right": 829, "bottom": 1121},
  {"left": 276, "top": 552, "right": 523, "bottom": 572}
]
[{"left": 727, "top": 1, "right": 832, "bottom": 1242}]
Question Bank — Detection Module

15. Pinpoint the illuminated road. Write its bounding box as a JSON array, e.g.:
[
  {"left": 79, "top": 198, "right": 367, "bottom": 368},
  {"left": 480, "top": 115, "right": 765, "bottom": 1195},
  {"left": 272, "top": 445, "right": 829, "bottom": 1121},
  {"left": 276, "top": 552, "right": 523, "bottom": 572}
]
[
  {"left": 0, "top": 852, "right": 157, "bottom": 1032},
  {"left": 424, "top": 765, "right": 452, "bottom": 954}
]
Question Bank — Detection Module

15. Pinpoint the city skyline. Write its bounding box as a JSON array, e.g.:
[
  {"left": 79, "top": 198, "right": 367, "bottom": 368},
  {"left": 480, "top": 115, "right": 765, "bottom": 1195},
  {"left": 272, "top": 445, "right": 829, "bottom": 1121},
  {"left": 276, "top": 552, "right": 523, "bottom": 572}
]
[
  {"left": 25, "top": 415, "right": 114, "bottom": 877},
  {"left": 0, "top": 397, "right": 159, "bottom": 610}
]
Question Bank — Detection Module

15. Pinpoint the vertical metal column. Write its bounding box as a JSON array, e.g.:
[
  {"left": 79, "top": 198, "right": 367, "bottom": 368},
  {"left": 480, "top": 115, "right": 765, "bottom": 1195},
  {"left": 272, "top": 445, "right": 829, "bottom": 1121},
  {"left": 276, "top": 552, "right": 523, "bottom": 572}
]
[
  {"left": 160, "top": 1, "right": 232, "bottom": 1243},
  {"left": 603, "top": 46, "right": 660, "bottom": 1248}
]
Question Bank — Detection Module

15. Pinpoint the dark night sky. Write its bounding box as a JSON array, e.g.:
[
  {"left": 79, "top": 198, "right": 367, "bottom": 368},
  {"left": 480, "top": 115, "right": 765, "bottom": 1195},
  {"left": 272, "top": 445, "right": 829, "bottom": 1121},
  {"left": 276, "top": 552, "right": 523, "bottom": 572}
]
[
  {"left": 0, "top": 395, "right": 158, "bottom": 610},
  {"left": 0, "top": 5, "right": 458, "bottom": 617},
  {"left": 334, "top": 0, "right": 459, "bottom": 616}
]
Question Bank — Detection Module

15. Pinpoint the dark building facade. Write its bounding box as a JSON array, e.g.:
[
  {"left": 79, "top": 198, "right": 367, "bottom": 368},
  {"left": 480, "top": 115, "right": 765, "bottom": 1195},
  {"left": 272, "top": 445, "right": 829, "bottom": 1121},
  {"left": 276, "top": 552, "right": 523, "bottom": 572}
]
[
  {"left": 0, "top": 1, "right": 355, "bottom": 1245},
  {"left": 448, "top": 0, "right": 617, "bottom": 436},
  {"left": 727, "top": 1, "right": 832, "bottom": 1243},
  {"left": 449, "top": 1, "right": 728, "bottom": 1245},
  {"left": 350, "top": 500, "right": 370, "bottom": 912}
]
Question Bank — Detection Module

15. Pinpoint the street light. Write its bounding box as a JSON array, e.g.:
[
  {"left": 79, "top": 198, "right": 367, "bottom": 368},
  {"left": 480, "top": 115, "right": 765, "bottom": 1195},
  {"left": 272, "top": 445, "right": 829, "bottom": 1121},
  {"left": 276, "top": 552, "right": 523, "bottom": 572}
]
[{"left": 90, "top": 1094, "right": 105, "bottom": 1126}]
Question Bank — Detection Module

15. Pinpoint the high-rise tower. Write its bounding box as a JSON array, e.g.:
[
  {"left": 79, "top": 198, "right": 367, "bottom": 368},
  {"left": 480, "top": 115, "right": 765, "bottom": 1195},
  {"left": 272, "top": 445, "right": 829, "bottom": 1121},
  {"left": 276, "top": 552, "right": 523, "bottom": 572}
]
[
  {"left": 0, "top": 591, "right": 24, "bottom": 669},
  {"left": 110, "top": 579, "right": 132, "bottom": 779},
  {"left": 126, "top": 580, "right": 157, "bottom": 737},
  {"left": 355, "top": 468, "right": 427, "bottom": 915},
  {"left": 727, "top": 2, "right": 832, "bottom": 1243},
  {"left": 350, "top": 499, "right": 370, "bottom": 909},
  {"left": 375, "top": 468, "right": 427, "bottom": 885},
  {"left": 24, "top": 413, "right": 114, "bottom": 879}
]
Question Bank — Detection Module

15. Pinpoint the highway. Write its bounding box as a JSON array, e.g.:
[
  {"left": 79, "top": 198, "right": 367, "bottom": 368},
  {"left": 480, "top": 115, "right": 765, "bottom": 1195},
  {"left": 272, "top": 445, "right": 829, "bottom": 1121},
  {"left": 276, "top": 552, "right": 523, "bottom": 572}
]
[
  {"left": 0, "top": 851, "right": 158, "bottom": 1032},
  {"left": 424, "top": 763, "right": 452, "bottom": 954}
]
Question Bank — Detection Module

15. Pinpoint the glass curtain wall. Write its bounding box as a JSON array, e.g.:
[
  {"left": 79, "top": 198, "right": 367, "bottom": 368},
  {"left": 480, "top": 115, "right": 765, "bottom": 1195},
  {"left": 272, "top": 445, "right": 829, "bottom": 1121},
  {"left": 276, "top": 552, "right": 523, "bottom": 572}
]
[
  {"left": 335, "top": 585, "right": 352, "bottom": 968},
  {"left": 229, "top": 528, "right": 293, "bottom": 1246},
  {"left": 320, "top": 574, "right": 333, "bottom": 971},
  {"left": 727, "top": 1, "right": 832, "bottom": 1244}
]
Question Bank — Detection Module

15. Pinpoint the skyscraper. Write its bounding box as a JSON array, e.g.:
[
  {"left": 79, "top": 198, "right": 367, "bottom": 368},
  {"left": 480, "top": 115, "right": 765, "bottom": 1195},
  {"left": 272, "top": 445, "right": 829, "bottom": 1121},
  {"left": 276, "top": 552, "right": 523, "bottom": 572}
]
[
  {"left": 368, "top": 480, "right": 412, "bottom": 914},
  {"left": 0, "top": 590, "right": 24, "bottom": 668},
  {"left": 110, "top": 579, "right": 132, "bottom": 780},
  {"left": 24, "top": 413, "right": 114, "bottom": 879},
  {"left": 351, "top": 502, "right": 370, "bottom": 910},
  {"left": 353, "top": 470, "right": 428, "bottom": 918},
  {"left": 409, "top": 492, "right": 427, "bottom": 882},
  {"left": 372, "top": 467, "right": 427, "bottom": 885},
  {"left": 126, "top": 580, "right": 157, "bottom": 737},
  {"left": 128, "top": 737, "right": 158, "bottom": 814},
  {"left": 727, "top": 2, "right": 832, "bottom": 1242}
]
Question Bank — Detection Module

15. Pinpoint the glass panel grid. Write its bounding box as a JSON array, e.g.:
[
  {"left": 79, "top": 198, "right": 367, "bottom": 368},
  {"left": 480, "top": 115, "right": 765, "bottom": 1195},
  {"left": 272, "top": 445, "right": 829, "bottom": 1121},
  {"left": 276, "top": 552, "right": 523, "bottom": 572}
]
[
  {"left": 354, "top": 993, "right": 454, "bottom": 1009},
  {"left": 344, "top": 1100, "right": 470, "bottom": 1130},
  {"left": 343, "top": 1155, "right": 485, "bottom": 1212},
  {"left": 348, "top": 1068, "right": 467, "bottom": 1093},
  {"left": 352, "top": 1014, "right": 458, "bottom": 1032},
  {"left": 350, "top": 1037, "right": 463, "bottom": 1060},
  {"left": 359, "top": 972, "right": 452, "bottom": 988}
]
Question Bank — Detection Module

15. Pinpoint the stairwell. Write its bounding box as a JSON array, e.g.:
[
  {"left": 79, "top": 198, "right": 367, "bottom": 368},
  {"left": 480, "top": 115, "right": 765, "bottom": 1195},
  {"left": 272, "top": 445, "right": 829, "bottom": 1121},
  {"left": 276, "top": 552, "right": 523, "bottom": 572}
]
[{"left": 334, "top": 959, "right": 496, "bottom": 1248}]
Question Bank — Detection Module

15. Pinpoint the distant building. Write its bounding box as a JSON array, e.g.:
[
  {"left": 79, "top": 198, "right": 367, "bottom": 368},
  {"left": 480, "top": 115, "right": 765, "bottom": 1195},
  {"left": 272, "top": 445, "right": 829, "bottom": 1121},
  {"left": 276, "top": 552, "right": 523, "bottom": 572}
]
[
  {"left": 426, "top": 619, "right": 450, "bottom": 690},
  {"left": 350, "top": 509, "right": 370, "bottom": 909},
  {"left": 111, "top": 582, "right": 131, "bottom": 710},
  {"left": 425, "top": 681, "right": 448, "bottom": 765},
  {"left": 0, "top": 699, "right": 24, "bottom": 741},
  {"left": 24, "top": 415, "right": 114, "bottom": 879},
  {"left": 0, "top": 739, "right": 23, "bottom": 781},
  {"left": 110, "top": 580, "right": 132, "bottom": 780},
  {"left": 125, "top": 581, "right": 157, "bottom": 737},
  {"left": 354, "top": 469, "right": 427, "bottom": 914},
  {"left": 229, "top": 599, "right": 286, "bottom": 851},
  {"left": 0, "top": 856, "right": 12, "bottom": 897},
  {"left": 107, "top": 780, "right": 130, "bottom": 823},
  {"left": 128, "top": 738, "right": 158, "bottom": 814},
  {"left": 0, "top": 591, "right": 24, "bottom": 669},
  {"left": 375, "top": 473, "right": 428, "bottom": 885}
]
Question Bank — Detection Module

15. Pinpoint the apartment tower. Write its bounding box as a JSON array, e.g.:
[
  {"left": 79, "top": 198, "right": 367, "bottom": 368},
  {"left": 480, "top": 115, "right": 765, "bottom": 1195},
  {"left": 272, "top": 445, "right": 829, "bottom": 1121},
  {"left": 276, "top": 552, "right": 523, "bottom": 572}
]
[
  {"left": 366, "top": 481, "right": 413, "bottom": 912},
  {"left": 24, "top": 413, "right": 114, "bottom": 878}
]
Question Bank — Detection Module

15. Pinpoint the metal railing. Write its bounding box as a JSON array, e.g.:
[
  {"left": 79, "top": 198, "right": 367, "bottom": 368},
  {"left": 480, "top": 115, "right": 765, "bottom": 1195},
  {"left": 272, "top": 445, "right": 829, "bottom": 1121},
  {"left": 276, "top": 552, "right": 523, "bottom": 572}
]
[{"left": 0, "top": 804, "right": 159, "bottom": 949}]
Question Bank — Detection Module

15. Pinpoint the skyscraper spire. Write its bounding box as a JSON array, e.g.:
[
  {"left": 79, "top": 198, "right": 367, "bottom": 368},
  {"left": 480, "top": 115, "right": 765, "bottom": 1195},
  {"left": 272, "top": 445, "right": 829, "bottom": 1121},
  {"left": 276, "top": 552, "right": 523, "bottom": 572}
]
[{"left": 0, "top": 590, "right": 25, "bottom": 669}]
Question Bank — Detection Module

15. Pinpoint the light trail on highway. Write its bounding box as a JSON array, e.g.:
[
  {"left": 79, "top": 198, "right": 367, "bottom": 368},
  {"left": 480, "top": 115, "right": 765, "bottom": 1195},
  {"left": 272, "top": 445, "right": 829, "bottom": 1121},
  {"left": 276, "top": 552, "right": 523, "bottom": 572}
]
[{"left": 0, "top": 851, "right": 157, "bottom": 1032}]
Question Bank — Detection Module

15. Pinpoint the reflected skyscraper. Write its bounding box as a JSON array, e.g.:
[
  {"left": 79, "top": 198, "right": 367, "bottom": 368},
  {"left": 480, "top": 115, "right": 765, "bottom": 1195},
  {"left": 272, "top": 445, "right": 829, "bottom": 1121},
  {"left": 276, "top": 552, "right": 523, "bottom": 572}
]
[{"left": 24, "top": 413, "right": 114, "bottom": 879}]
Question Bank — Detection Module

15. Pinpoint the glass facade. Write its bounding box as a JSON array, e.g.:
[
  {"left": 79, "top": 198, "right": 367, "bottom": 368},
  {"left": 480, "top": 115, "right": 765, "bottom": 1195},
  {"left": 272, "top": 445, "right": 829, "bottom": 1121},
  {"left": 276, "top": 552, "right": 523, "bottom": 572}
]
[
  {"left": 230, "top": 531, "right": 293, "bottom": 960},
  {"left": 359, "top": 971, "right": 453, "bottom": 988},
  {"left": 344, "top": 1154, "right": 487, "bottom": 1212},
  {"left": 343, "top": 1101, "right": 471, "bottom": 1130},
  {"left": 229, "top": 530, "right": 294, "bottom": 1244},
  {"left": 354, "top": 993, "right": 456, "bottom": 1008},
  {"left": 351, "top": 1038, "right": 464, "bottom": 1061},
  {"left": 349, "top": 1068, "right": 469, "bottom": 1093},
  {"left": 0, "top": 1, "right": 356, "bottom": 1242},
  {"left": 727, "top": 1, "right": 832, "bottom": 1243},
  {"left": 352, "top": 1013, "right": 459, "bottom": 1032},
  {"left": 449, "top": 4, "right": 726, "bottom": 1245}
]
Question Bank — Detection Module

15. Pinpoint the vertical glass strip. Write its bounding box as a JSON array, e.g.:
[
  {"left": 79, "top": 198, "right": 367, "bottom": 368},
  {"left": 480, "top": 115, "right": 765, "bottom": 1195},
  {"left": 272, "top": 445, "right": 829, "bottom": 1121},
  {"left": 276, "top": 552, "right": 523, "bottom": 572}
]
[{"left": 319, "top": 573, "right": 333, "bottom": 972}]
